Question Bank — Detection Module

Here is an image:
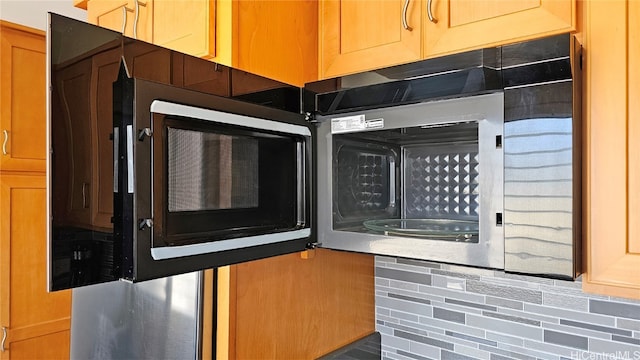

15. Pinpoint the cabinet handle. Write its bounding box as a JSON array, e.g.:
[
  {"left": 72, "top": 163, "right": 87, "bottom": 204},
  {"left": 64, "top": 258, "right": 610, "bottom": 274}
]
[
  {"left": 82, "top": 182, "right": 88, "bottom": 209},
  {"left": 2, "top": 326, "right": 6, "bottom": 352},
  {"left": 121, "top": 6, "right": 127, "bottom": 34},
  {"left": 402, "top": 0, "right": 412, "bottom": 30},
  {"left": 133, "top": 0, "right": 139, "bottom": 39},
  {"left": 2, "top": 130, "right": 7, "bottom": 155},
  {"left": 427, "top": 0, "right": 438, "bottom": 23},
  {"left": 133, "top": 0, "right": 147, "bottom": 40}
]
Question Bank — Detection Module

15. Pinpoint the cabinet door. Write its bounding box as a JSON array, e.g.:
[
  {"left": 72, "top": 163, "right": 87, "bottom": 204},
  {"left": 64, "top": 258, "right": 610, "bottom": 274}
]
[
  {"left": 583, "top": 0, "right": 640, "bottom": 299},
  {"left": 87, "top": 0, "right": 151, "bottom": 41},
  {"left": 236, "top": 0, "right": 317, "bottom": 86},
  {"left": 0, "top": 24, "right": 46, "bottom": 173},
  {"left": 218, "top": 249, "right": 375, "bottom": 359},
  {"left": 424, "top": 0, "right": 574, "bottom": 57},
  {"left": 152, "top": 0, "right": 215, "bottom": 58},
  {"left": 319, "top": 0, "right": 421, "bottom": 78},
  {"left": 0, "top": 175, "right": 71, "bottom": 359}
]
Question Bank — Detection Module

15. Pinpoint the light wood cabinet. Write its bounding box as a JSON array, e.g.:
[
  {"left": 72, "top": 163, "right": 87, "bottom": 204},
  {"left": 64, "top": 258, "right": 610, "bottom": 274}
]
[
  {"left": 233, "top": 0, "right": 318, "bottom": 87},
  {"left": 81, "top": 0, "right": 317, "bottom": 86},
  {"left": 319, "top": 0, "right": 575, "bottom": 78},
  {"left": 87, "top": 0, "right": 152, "bottom": 42},
  {"left": 87, "top": 0, "right": 212, "bottom": 57},
  {"left": 0, "top": 21, "right": 72, "bottom": 359},
  {"left": 0, "top": 175, "right": 72, "bottom": 360},
  {"left": 319, "top": 0, "right": 422, "bottom": 78},
  {"left": 582, "top": 0, "right": 640, "bottom": 299},
  {"left": 0, "top": 23, "right": 46, "bottom": 173},
  {"left": 217, "top": 249, "right": 375, "bottom": 359},
  {"left": 424, "top": 0, "right": 575, "bottom": 57},
  {"left": 152, "top": 0, "right": 215, "bottom": 58}
]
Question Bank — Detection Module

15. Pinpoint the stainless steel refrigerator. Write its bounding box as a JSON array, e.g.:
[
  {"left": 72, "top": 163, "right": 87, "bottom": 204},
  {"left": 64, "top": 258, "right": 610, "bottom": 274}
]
[{"left": 70, "top": 271, "right": 203, "bottom": 359}]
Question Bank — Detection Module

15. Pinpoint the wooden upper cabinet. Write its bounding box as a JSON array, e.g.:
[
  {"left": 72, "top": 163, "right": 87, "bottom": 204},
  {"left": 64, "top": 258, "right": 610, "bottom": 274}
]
[
  {"left": 82, "top": 0, "right": 317, "bottom": 86},
  {"left": 235, "top": 0, "right": 318, "bottom": 87},
  {"left": 319, "top": 0, "right": 421, "bottom": 78},
  {"left": 424, "top": 0, "right": 575, "bottom": 57},
  {"left": 152, "top": 0, "right": 215, "bottom": 58},
  {"left": 0, "top": 23, "right": 46, "bottom": 173},
  {"left": 583, "top": 0, "right": 640, "bottom": 299},
  {"left": 87, "top": 0, "right": 151, "bottom": 40},
  {"left": 87, "top": 0, "right": 214, "bottom": 57}
]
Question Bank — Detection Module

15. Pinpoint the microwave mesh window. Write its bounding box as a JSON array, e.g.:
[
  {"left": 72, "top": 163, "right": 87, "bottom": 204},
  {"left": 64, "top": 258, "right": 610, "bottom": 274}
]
[{"left": 167, "top": 128, "right": 259, "bottom": 212}]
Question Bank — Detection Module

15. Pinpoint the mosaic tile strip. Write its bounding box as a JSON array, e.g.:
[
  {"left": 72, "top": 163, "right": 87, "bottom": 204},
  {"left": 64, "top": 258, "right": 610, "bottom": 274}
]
[{"left": 375, "top": 256, "right": 640, "bottom": 360}]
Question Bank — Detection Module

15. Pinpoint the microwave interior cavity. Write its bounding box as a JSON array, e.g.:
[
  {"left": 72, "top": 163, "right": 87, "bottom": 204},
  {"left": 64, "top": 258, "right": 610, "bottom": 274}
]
[
  {"left": 315, "top": 93, "right": 505, "bottom": 270},
  {"left": 333, "top": 121, "right": 482, "bottom": 242}
]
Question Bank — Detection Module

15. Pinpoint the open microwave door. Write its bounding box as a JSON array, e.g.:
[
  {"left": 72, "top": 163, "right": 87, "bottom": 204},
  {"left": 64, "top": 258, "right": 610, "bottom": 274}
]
[{"left": 47, "top": 13, "right": 314, "bottom": 290}]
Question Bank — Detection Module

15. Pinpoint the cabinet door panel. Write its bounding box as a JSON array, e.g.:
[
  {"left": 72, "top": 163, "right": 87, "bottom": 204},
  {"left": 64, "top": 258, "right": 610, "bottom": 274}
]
[
  {"left": 424, "top": 0, "right": 574, "bottom": 57},
  {"left": 0, "top": 25, "right": 46, "bottom": 172},
  {"left": 449, "top": 0, "right": 539, "bottom": 26},
  {"left": 230, "top": 249, "right": 375, "bottom": 359},
  {"left": 583, "top": 0, "right": 640, "bottom": 299},
  {"left": 152, "top": 0, "right": 215, "bottom": 58},
  {"left": 0, "top": 175, "right": 71, "bottom": 358},
  {"left": 320, "top": 0, "right": 421, "bottom": 78},
  {"left": 340, "top": 1, "right": 401, "bottom": 53},
  {"left": 88, "top": 0, "right": 134, "bottom": 35},
  {"left": 236, "top": 0, "right": 318, "bottom": 86},
  {"left": 7, "top": 330, "right": 70, "bottom": 360}
]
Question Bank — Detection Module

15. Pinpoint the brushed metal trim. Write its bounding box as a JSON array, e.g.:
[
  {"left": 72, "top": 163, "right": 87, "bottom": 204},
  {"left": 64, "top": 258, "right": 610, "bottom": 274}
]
[
  {"left": 114, "top": 127, "right": 119, "bottom": 193},
  {"left": 297, "top": 141, "right": 306, "bottom": 226},
  {"left": 150, "top": 229, "right": 311, "bottom": 260},
  {"left": 127, "top": 125, "right": 134, "bottom": 193},
  {"left": 150, "top": 100, "right": 311, "bottom": 137}
]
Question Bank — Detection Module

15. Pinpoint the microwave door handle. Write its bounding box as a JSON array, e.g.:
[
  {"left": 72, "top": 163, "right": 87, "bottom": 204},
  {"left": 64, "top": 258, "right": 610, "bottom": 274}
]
[
  {"left": 296, "top": 141, "right": 306, "bottom": 225},
  {"left": 113, "top": 127, "right": 119, "bottom": 193},
  {"left": 389, "top": 157, "right": 396, "bottom": 207},
  {"left": 127, "top": 125, "right": 134, "bottom": 193}
]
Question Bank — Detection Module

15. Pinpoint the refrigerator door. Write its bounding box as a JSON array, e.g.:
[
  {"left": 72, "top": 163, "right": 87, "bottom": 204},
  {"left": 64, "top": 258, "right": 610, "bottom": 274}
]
[{"left": 70, "top": 271, "right": 202, "bottom": 359}]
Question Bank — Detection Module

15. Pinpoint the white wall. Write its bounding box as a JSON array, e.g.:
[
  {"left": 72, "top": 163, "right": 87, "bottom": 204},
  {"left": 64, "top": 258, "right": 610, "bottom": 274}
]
[{"left": 0, "top": 0, "right": 86, "bottom": 31}]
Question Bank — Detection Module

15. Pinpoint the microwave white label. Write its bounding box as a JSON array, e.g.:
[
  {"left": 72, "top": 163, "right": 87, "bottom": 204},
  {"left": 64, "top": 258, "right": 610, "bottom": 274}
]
[{"left": 331, "top": 115, "right": 384, "bottom": 134}]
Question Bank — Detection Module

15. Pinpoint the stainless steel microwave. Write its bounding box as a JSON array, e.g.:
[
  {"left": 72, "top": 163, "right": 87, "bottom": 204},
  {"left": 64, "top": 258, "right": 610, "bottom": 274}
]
[{"left": 47, "top": 14, "right": 581, "bottom": 291}]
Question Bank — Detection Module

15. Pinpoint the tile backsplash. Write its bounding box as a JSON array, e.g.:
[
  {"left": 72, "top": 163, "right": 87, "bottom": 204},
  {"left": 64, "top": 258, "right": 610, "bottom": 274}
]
[{"left": 375, "top": 256, "right": 640, "bottom": 360}]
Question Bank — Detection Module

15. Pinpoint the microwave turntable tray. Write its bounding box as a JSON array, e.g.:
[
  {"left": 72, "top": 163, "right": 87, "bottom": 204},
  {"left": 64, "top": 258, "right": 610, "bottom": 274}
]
[{"left": 363, "top": 219, "right": 478, "bottom": 242}]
